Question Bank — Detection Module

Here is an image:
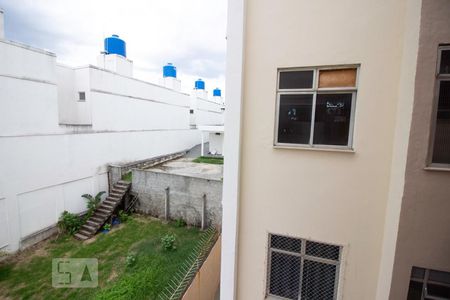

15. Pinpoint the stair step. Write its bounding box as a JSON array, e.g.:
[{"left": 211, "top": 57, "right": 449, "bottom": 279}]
[
  {"left": 75, "top": 233, "right": 88, "bottom": 240},
  {"left": 97, "top": 208, "right": 112, "bottom": 214},
  {"left": 110, "top": 192, "right": 123, "bottom": 197},
  {"left": 117, "top": 180, "right": 130, "bottom": 186},
  {"left": 81, "top": 224, "right": 97, "bottom": 233},
  {"left": 106, "top": 196, "right": 120, "bottom": 202},
  {"left": 78, "top": 229, "right": 92, "bottom": 237},
  {"left": 94, "top": 211, "right": 109, "bottom": 218},
  {"left": 101, "top": 204, "right": 114, "bottom": 211},
  {"left": 103, "top": 200, "right": 116, "bottom": 205},
  {"left": 91, "top": 215, "right": 105, "bottom": 222},
  {"left": 86, "top": 220, "right": 100, "bottom": 227}
]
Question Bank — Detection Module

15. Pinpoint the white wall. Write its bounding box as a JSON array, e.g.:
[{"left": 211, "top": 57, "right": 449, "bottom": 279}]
[
  {"left": 0, "top": 38, "right": 223, "bottom": 252},
  {"left": 209, "top": 132, "right": 224, "bottom": 155},
  {"left": 57, "top": 65, "right": 92, "bottom": 125},
  {"left": 191, "top": 96, "right": 224, "bottom": 126},
  {"left": 223, "top": 0, "right": 420, "bottom": 299},
  {"left": 0, "top": 10, "right": 4, "bottom": 40}
]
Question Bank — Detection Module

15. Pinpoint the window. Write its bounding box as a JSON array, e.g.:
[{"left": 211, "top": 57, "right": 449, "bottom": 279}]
[
  {"left": 430, "top": 46, "right": 450, "bottom": 165},
  {"left": 78, "top": 91, "right": 86, "bottom": 101},
  {"left": 267, "top": 234, "right": 342, "bottom": 300},
  {"left": 407, "top": 266, "right": 450, "bottom": 300},
  {"left": 275, "top": 66, "right": 358, "bottom": 149}
]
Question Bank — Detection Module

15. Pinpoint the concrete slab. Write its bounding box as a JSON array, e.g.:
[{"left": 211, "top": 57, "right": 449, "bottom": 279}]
[{"left": 147, "top": 158, "right": 223, "bottom": 181}]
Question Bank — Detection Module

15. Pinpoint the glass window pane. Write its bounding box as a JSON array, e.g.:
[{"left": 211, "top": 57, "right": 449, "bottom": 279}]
[
  {"left": 313, "top": 93, "right": 353, "bottom": 146},
  {"left": 319, "top": 68, "right": 357, "bottom": 88},
  {"left": 427, "top": 283, "right": 450, "bottom": 298},
  {"left": 407, "top": 281, "right": 424, "bottom": 300},
  {"left": 411, "top": 267, "right": 425, "bottom": 280},
  {"left": 269, "top": 252, "right": 301, "bottom": 299},
  {"left": 279, "top": 70, "right": 314, "bottom": 89},
  {"left": 301, "top": 260, "right": 336, "bottom": 300},
  {"left": 440, "top": 49, "right": 450, "bottom": 74},
  {"left": 271, "top": 235, "right": 302, "bottom": 253},
  {"left": 277, "top": 94, "right": 313, "bottom": 144},
  {"left": 432, "top": 81, "right": 450, "bottom": 164},
  {"left": 429, "top": 269, "right": 450, "bottom": 284}
]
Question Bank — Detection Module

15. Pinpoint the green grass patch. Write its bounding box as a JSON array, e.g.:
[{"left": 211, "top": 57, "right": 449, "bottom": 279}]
[
  {"left": 0, "top": 216, "right": 202, "bottom": 300},
  {"left": 121, "top": 172, "right": 132, "bottom": 182},
  {"left": 192, "top": 156, "right": 224, "bottom": 165}
]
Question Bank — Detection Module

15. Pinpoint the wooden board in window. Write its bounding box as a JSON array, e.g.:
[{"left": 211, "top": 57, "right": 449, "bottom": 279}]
[{"left": 318, "top": 68, "right": 357, "bottom": 88}]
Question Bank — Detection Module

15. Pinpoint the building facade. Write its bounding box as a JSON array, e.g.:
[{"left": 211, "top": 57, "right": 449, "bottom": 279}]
[
  {"left": 0, "top": 12, "right": 224, "bottom": 252},
  {"left": 221, "top": 0, "right": 450, "bottom": 299}
]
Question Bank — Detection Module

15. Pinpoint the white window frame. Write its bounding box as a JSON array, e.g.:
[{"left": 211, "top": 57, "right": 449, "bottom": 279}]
[
  {"left": 266, "top": 233, "right": 343, "bottom": 300},
  {"left": 427, "top": 46, "right": 450, "bottom": 169},
  {"left": 274, "top": 65, "right": 359, "bottom": 151}
]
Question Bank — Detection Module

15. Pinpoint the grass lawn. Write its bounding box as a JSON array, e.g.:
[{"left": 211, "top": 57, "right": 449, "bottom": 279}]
[
  {"left": 0, "top": 216, "right": 202, "bottom": 300},
  {"left": 192, "top": 156, "right": 224, "bottom": 165}
]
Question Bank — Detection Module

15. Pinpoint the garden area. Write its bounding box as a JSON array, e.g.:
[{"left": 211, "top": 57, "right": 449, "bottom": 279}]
[
  {"left": 192, "top": 156, "right": 224, "bottom": 165},
  {"left": 0, "top": 215, "right": 211, "bottom": 300}
]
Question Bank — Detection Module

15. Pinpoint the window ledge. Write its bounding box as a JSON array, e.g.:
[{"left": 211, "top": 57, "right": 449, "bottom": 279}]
[
  {"left": 424, "top": 165, "right": 450, "bottom": 172},
  {"left": 273, "top": 144, "right": 355, "bottom": 153}
]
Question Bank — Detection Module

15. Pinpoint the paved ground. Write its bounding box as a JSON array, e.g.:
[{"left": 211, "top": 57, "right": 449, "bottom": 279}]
[
  {"left": 149, "top": 157, "right": 223, "bottom": 180},
  {"left": 184, "top": 142, "right": 209, "bottom": 158}
]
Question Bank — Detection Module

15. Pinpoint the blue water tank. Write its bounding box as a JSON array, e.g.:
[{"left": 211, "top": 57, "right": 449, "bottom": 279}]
[
  {"left": 213, "top": 88, "right": 221, "bottom": 97},
  {"left": 195, "top": 79, "right": 205, "bottom": 90},
  {"left": 163, "top": 63, "right": 177, "bottom": 78},
  {"left": 104, "top": 34, "right": 126, "bottom": 57}
]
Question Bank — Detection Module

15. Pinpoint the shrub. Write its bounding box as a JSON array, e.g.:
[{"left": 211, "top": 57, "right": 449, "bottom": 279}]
[
  {"left": 58, "top": 211, "right": 82, "bottom": 235},
  {"left": 103, "top": 223, "right": 111, "bottom": 231},
  {"left": 174, "top": 218, "right": 186, "bottom": 227},
  {"left": 161, "top": 233, "right": 177, "bottom": 251},
  {"left": 119, "top": 210, "right": 129, "bottom": 223},
  {"left": 82, "top": 191, "right": 106, "bottom": 220},
  {"left": 125, "top": 254, "right": 137, "bottom": 268}
]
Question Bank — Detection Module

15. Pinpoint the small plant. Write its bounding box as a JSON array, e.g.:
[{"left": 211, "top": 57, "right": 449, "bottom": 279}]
[
  {"left": 121, "top": 172, "right": 132, "bottom": 182},
  {"left": 103, "top": 223, "right": 111, "bottom": 231},
  {"left": 175, "top": 218, "right": 186, "bottom": 227},
  {"left": 58, "top": 211, "right": 82, "bottom": 235},
  {"left": 161, "top": 233, "right": 177, "bottom": 251},
  {"left": 118, "top": 210, "right": 129, "bottom": 223},
  {"left": 82, "top": 191, "right": 106, "bottom": 220},
  {"left": 125, "top": 254, "right": 137, "bottom": 268}
]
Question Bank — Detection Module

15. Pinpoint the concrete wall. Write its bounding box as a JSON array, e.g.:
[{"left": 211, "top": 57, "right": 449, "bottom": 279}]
[
  {"left": 132, "top": 170, "right": 222, "bottom": 227},
  {"left": 389, "top": 1, "right": 450, "bottom": 299},
  {"left": 226, "top": 0, "right": 421, "bottom": 299},
  {"left": 182, "top": 237, "right": 221, "bottom": 300}
]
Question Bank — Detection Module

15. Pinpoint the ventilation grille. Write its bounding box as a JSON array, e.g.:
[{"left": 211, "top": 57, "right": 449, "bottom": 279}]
[{"left": 267, "top": 234, "right": 341, "bottom": 300}]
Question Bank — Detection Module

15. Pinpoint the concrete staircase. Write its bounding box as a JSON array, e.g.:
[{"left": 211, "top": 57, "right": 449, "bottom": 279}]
[{"left": 74, "top": 180, "right": 131, "bottom": 241}]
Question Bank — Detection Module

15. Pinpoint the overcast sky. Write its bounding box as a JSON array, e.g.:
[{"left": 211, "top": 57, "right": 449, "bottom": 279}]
[{"left": 0, "top": 0, "right": 227, "bottom": 94}]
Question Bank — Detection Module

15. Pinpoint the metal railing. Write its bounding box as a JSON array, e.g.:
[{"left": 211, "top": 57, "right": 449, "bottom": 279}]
[{"left": 159, "top": 227, "right": 219, "bottom": 300}]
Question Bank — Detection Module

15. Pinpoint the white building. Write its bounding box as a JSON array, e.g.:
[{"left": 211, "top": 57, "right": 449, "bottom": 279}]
[{"left": 0, "top": 12, "right": 224, "bottom": 252}]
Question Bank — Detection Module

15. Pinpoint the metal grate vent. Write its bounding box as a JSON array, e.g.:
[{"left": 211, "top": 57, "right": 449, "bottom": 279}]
[{"left": 267, "top": 234, "right": 341, "bottom": 300}]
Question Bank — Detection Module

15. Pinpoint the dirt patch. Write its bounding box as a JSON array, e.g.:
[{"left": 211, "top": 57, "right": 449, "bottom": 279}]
[
  {"left": 0, "top": 236, "right": 56, "bottom": 267},
  {"left": 133, "top": 214, "right": 160, "bottom": 223},
  {"left": 108, "top": 269, "right": 119, "bottom": 282}
]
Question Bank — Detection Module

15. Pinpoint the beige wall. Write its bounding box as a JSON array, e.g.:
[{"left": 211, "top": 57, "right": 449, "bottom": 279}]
[
  {"left": 236, "top": 0, "right": 419, "bottom": 299},
  {"left": 389, "top": 1, "right": 450, "bottom": 299},
  {"left": 183, "top": 238, "right": 221, "bottom": 300}
]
